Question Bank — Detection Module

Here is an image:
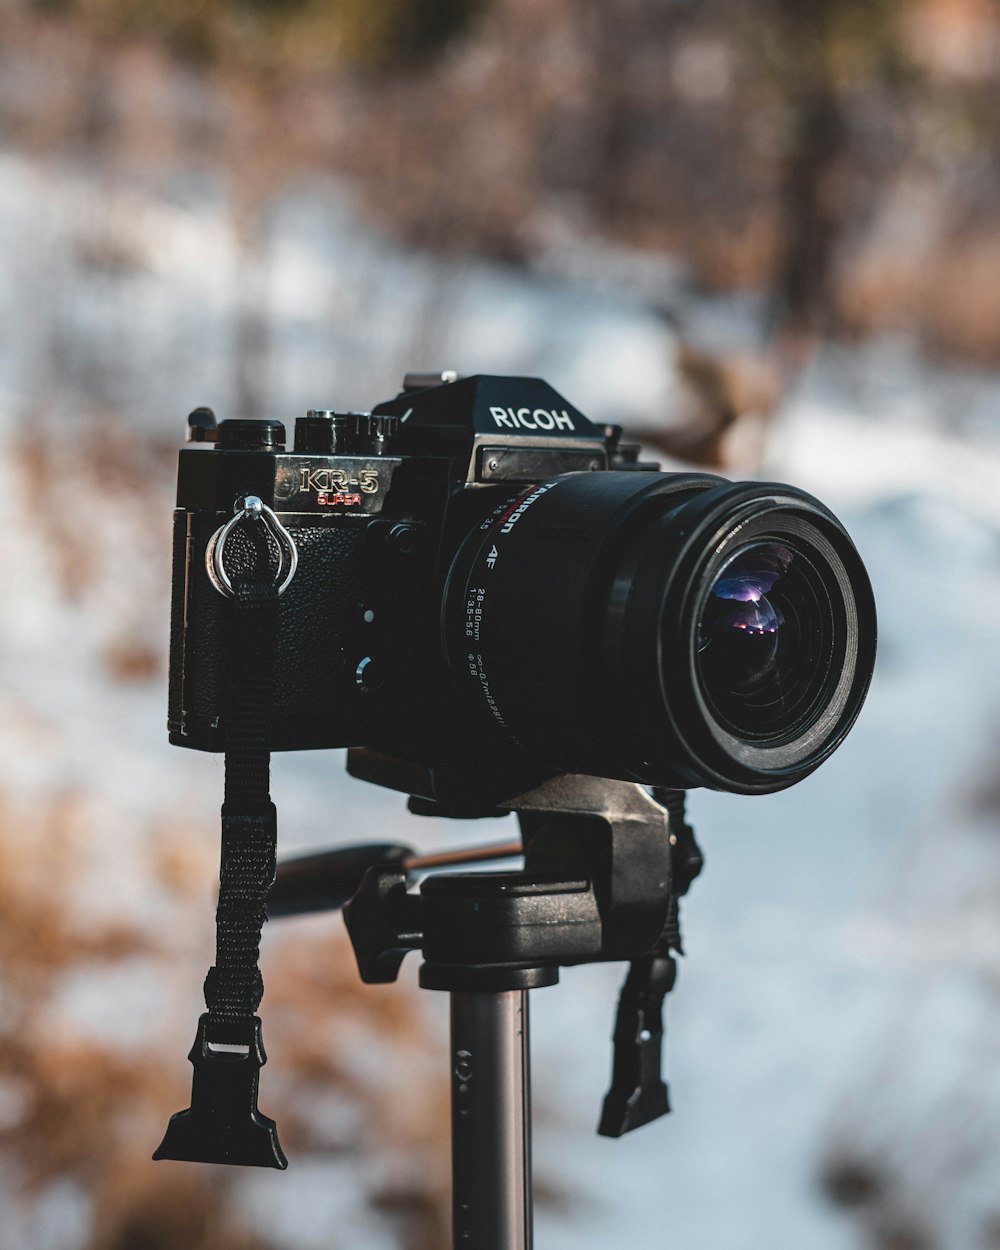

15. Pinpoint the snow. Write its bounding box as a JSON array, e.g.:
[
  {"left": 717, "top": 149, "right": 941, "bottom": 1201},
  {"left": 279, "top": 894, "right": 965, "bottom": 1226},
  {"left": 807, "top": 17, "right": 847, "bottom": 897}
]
[{"left": 2, "top": 145, "right": 1000, "bottom": 1248}]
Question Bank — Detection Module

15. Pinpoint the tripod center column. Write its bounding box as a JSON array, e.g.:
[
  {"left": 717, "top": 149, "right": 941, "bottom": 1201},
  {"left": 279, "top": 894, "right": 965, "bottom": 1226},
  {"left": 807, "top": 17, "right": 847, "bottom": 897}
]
[{"left": 450, "top": 990, "right": 533, "bottom": 1250}]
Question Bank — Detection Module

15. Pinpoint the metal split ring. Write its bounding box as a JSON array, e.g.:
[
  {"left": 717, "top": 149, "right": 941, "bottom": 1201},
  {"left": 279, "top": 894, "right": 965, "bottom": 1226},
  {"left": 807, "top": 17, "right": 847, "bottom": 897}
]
[{"left": 205, "top": 495, "right": 299, "bottom": 599}]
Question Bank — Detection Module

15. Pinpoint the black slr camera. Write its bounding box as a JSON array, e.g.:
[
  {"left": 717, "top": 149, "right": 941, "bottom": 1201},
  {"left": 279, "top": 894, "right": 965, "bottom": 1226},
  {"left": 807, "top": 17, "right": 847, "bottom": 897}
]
[{"left": 169, "top": 372, "right": 876, "bottom": 811}]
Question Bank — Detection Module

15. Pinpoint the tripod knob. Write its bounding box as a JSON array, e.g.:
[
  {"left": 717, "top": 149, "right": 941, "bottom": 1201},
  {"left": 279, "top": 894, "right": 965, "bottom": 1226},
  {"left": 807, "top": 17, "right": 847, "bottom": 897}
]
[{"left": 342, "top": 866, "right": 423, "bottom": 983}]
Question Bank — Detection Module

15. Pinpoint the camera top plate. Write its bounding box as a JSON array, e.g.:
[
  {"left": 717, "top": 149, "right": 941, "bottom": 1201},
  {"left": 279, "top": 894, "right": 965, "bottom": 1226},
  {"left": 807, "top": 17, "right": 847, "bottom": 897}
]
[{"left": 374, "top": 374, "right": 609, "bottom": 482}]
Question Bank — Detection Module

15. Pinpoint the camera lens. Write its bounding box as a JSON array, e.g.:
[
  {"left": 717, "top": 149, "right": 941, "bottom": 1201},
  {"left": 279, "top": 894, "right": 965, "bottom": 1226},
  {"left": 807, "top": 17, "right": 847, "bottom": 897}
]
[
  {"left": 696, "top": 540, "right": 832, "bottom": 742},
  {"left": 444, "top": 471, "right": 875, "bottom": 795}
]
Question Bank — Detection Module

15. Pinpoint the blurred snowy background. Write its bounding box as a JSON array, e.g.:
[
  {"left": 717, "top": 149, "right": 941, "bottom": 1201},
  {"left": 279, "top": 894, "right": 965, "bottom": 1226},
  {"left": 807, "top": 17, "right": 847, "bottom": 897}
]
[{"left": 1, "top": 1, "right": 1000, "bottom": 1247}]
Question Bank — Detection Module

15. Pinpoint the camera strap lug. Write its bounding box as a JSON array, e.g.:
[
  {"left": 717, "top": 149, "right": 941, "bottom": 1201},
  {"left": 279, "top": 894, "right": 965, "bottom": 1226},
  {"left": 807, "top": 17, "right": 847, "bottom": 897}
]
[
  {"left": 205, "top": 495, "right": 298, "bottom": 600},
  {"left": 155, "top": 506, "right": 288, "bottom": 1169}
]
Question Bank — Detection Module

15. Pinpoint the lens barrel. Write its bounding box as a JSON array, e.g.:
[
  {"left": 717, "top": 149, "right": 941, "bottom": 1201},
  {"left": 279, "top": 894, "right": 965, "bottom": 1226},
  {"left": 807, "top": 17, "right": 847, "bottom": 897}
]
[{"left": 443, "top": 471, "right": 876, "bottom": 794}]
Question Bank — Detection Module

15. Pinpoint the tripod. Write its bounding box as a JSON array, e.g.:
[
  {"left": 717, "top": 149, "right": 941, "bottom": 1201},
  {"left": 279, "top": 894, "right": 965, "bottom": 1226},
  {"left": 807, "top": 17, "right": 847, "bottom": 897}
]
[{"left": 269, "top": 769, "right": 703, "bottom": 1250}]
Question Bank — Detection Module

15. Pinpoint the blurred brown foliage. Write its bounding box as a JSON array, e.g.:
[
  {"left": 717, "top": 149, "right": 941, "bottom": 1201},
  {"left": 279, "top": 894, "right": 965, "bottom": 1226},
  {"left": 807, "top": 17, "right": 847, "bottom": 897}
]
[
  {"left": 0, "top": 783, "right": 450, "bottom": 1249},
  {"left": 821, "top": 1153, "right": 935, "bottom": 1250},
  {"left": 26, "top": 0, "right": 487, "bottom": 71}
]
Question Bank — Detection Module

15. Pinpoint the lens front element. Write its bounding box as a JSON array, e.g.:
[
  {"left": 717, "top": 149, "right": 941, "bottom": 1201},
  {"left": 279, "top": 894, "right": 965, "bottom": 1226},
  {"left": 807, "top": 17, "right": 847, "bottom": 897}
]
[{"left": 696, "top": 540, "right": 835, "bottom": 743}]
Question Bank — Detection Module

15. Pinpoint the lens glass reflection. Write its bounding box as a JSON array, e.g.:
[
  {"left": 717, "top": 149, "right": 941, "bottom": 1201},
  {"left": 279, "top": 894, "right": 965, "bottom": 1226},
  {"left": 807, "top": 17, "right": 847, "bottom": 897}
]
[{"left": 696, "top": 541, "right": 831, "bottom": 740}]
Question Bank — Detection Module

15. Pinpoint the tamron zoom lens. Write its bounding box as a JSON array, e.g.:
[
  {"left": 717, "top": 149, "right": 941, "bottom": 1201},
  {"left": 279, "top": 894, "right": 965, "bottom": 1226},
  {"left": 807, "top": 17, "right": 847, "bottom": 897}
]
[{"left": 445, "top": 471, "right": 876, "bottom": 794}]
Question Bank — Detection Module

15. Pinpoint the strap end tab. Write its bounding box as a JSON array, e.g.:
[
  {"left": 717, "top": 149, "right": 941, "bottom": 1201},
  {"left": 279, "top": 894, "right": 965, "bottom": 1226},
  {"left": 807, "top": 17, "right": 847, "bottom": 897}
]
[{"left": 153, "top": 1014, "right": 287, "bottom": 1169}]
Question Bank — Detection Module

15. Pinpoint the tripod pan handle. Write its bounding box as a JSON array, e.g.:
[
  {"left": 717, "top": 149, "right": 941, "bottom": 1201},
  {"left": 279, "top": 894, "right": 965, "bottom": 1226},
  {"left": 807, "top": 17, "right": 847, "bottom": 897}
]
[{"left": 268, "top": 843, "right": 413, "bottom": 918}]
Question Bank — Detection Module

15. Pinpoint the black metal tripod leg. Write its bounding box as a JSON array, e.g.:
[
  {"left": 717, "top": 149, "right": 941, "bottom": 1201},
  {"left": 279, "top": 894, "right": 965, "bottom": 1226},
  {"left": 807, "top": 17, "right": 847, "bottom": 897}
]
[{"left": 450, "top": 991, "right": 533, "bottom": 1250}]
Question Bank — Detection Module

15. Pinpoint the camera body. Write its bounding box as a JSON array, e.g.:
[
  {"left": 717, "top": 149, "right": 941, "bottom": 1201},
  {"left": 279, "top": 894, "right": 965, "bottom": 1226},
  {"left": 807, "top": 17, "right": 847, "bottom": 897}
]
[
  {"left": 170, "top": 375, "right": 635, "bottom": 807},
  {"left": 170, "top": 373, "right": 876, "bottom": 811}
]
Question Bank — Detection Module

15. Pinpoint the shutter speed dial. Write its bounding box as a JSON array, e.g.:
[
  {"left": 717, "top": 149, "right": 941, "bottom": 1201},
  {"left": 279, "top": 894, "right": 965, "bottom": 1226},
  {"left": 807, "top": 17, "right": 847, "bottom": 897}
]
[{"left": 294, "top": 411, "right": 400, "bottom": 455}]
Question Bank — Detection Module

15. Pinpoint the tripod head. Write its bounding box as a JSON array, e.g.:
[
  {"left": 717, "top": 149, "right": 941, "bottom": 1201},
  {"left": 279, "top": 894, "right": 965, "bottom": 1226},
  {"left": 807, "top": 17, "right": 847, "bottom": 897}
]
[{"left": 270, "top": 764, "right": 703, "bottom": 1139}]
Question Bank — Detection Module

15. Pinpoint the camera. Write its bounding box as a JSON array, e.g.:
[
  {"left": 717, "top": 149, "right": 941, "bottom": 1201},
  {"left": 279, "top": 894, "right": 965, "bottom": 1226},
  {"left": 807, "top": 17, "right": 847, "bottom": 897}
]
[{"left": 168, "top": 372, "right": 876, "bottom": 812}]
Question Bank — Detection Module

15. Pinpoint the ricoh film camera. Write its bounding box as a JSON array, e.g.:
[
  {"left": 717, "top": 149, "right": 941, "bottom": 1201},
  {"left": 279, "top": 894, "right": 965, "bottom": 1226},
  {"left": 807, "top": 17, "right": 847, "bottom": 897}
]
[
  {"left": 169, "top": 371, "right": 875, "bottom": 806},
  {"left": 159, "top": 372, "right": 876, "bottom": 1248}
]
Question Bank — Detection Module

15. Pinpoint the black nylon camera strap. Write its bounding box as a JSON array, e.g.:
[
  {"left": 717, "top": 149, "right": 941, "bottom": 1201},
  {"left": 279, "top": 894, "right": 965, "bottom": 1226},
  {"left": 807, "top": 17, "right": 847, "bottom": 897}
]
[
  {"left": 205, "top": 571, "right": 279, "bottom": 1028},
  {"left": 154, "top": 519, "right": 287, "bottom": 1169}
]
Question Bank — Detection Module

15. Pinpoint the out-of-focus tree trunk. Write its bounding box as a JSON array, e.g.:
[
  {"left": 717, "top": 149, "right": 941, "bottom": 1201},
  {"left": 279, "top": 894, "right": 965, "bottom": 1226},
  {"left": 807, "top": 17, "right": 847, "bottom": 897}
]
[
  {"left": 774, "top": 82, "right": 849, "bottom": 348},
  {"left": 222, "top": 73, "right": 282, "bottom": 421},
  {"left": 764, "top": 0, "right": 897, "bottom": 366},
  {"left": 231, "top": 217, "right": 272, "bottom": 421}
]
